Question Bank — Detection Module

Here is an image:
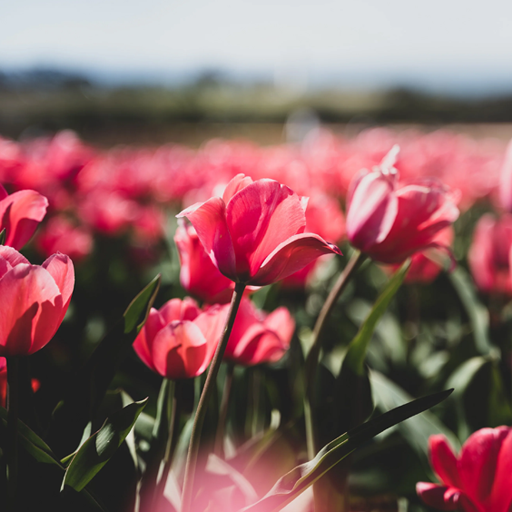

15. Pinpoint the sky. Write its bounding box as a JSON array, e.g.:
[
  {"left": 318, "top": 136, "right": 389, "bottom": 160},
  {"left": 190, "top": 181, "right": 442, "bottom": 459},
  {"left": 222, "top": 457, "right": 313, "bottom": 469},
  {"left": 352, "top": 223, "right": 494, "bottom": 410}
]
[{"left": 2, "top": 0, "right": 512, "bottom": 94}]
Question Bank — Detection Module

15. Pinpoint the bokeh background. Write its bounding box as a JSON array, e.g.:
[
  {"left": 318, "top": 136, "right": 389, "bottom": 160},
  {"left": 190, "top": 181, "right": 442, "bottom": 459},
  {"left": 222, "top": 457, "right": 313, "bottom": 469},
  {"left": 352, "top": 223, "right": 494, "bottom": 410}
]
[{"left": 3, "top": 0, "right": 512, "bottom": 145}]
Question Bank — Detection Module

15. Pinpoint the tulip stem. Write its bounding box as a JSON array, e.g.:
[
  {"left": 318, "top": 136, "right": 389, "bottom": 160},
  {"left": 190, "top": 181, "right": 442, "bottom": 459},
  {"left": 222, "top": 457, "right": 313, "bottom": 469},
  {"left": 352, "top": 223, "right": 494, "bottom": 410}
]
[
  {"left": 304, "top": 249, "right": 366, "bottom": 457},
  {"left": 214, "top": 363, "right": 234, "bottom": 458},
  {"left": 155, "top": 379, "right": 181, "bottom": 504},
  {"left": 181, "top": 282, "right": 246, "bottom": 512},
  {"left": 6, "top": 356, "right": 19, "bottom": 511}
]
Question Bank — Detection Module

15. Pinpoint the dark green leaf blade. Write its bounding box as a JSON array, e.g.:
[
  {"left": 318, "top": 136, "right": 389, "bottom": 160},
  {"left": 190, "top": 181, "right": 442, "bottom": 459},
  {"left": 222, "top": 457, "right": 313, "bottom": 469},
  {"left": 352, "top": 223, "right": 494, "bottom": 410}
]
[
  {"left": 62, "top": 398, "right": 148, "bottom": 492},
  {"left": 124, "top": 273, "right": 161, "bottom": 334},
  {"left": 242, "top": 388, "right": 452, "bottom": 512}
]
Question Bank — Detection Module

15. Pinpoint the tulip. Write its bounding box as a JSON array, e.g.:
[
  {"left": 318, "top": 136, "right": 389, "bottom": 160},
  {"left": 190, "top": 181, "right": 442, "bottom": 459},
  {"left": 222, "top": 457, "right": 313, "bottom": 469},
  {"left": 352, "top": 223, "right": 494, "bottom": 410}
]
[
  {"left": 468, "top": 213, "right": 512, "bottom": 295},
  {"left": 224, "top": 298, "right": 295, "bottom": 366},
  {"left": 499, "top": 139, "right": 512, "bottom": 212},
  {"left": 0, "top": 247, "right": 74, "bottom": 357},
  {"left": 0, "top": 185, "right": 48, "bottom": 249},
  {"left": 417, "top": 428, "right": 512, "bottom": 512},
  {"left": 174, "top": 220, "right": 235, "bottom": 304},
  {"left": 345, "top": 146, "right": 459, "bottom": 264},
  {"left": 177, "top": 174, "right": 342, "bottom": 286},
  {"left": 133, "top": 297, "right": 228, "bottom": 380}
]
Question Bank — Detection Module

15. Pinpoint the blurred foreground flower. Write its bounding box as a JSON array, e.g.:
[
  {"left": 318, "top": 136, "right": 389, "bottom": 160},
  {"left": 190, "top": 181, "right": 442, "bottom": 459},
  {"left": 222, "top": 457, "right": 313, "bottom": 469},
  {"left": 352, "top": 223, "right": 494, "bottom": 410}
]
[
  {"left": 0, "top": 184, "right": 48, "bottom": 249},
  {"left": 346, "top": 146, "right": 459, "bottom": 264},
  {"left": 468, "top": 213, "right": 512, "bottom": 295},
  {"left": 224, "top": 298, "right": 295, "bottom": 366},
  {"left": 133, "top": 297, "right": 228, "bottom": 379},
  {"left": 177, "top": 174, "right": 342, "bottom": 286},
  {"left": 417, "top": 428, "right": 512, "bottom": 512},
  {"left": 0, "top": 247, "right": 74, "bottom": 356}
]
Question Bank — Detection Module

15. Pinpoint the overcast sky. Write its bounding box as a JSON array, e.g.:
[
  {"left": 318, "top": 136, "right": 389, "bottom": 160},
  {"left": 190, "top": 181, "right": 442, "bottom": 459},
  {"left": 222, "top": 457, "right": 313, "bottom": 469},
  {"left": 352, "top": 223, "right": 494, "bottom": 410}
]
[{"left": 2, "top": 0, "right": 512, "bottom": 92}]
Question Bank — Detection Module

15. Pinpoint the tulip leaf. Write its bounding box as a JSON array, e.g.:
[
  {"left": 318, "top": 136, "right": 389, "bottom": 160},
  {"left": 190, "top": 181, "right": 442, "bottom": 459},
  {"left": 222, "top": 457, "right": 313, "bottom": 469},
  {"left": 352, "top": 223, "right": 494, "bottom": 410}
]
[
  {"left": 62, "top": 398, "right": 148, "bottom": 492},
  {"left": 370, "top": 370, "right": 460, "bottom": 456},
  {"left": 123, "top": 273, "right": 161, "bottom": 334},
  {"left": 0, "top": 227, "right": 5, "bottom": 245},
  {"left": 343, "top": 259, "right": 410, "bottom": 376},
  {"left": 242, "top": 388, "right": 452, "bottom": 512},
  {"left": 448, "top": 266, "right": 492, "bottom": 355}
]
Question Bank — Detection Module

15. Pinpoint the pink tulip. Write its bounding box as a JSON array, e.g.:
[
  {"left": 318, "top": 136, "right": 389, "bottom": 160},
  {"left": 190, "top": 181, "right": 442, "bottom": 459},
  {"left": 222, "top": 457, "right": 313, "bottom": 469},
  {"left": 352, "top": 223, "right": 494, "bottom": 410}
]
[
  {"left": 174, "top": 220, "right": 235, "bottom": 304},
  {"left": 133, "top": 298, "right": 228, "bottom": 379},
  {"left": 0, "top": 185, "right": 48, "bottom": 249},
  {"left": 224, "top": 298, "right": 295, "bottom": 366},
  {"left": 177, "top": 174, "right": 342, "bottom": 286},
  {"left": 346, "top": 147, "right": 460, "bottom": 264},
  {"left": 417, "top": 428, "right": 512, "bottom": 512},
  {"left": 0, "top": 246, "right": 74, "bottom": 356},
  {"left": 468, "top": 213, "right": 512, "bottom": 295},
  {"left": 499, "top": 139, "right": 512, "bottom": 212}
]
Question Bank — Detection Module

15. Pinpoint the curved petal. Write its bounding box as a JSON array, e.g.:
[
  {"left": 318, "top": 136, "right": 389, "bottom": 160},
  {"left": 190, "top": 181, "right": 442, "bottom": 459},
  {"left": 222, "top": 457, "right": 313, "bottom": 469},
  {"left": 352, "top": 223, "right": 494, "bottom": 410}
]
[
  {"left": 0, "top": 245, "right": 30, "bottom": 268},
  {"left": 0, "top": 190, "right": 48, "bottom": 249},
  {"left": 485, "top": 427, "right": 512, "bottom": 512},
  {"left": 177, "top": 197, "right": 236, "bottom": 280},
  {"left": 416, "top": 482, "right": 461, "bottom": 511},
  {"left": 133, "top": 308, "right": 165, "bottom": 372},
  {"left": 0, "top": 264, "right": 61, "bottom": 356},
  {"left": 42, "top": 253, "right": 75, "bottom": 311},
  {"left": 222, "top": 173, "right": 254, "bottom": 203},
  {"left": 458, "top": 427, "right": 508, "bottom": 506},
  {"left": 429, "top": 435, "right": 461, "bottom": 488},
  {"left": 152, "top": 321, "right": 208, "bottom": 379},
  {"left": 225, "top": 179, "right": 307, "bottom": 280},
  {"left": 249, "top": 233, "right": 342, "bottom": 286},
  {"left": 346, "top": 170, "right": 398, "bottom": 251},
  {"left": 194, "top": 304, "right": 229, "bottom": 363},
  {"left": 159, "top": 297, "right": 200, "bottom": 324}
]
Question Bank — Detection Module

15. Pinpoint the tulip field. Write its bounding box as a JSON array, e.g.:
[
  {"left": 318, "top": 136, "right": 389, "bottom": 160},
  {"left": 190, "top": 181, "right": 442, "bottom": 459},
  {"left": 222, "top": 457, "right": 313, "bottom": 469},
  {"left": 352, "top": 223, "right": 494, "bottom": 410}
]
[{"left": 1, "top": 126, "right": 512, "bottom": 512}]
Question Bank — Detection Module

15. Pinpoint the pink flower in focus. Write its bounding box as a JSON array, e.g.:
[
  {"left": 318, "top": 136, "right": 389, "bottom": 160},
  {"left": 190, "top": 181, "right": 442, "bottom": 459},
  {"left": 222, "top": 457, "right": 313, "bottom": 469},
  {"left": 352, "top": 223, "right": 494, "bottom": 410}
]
[
  {"left": 417, "top": 428, "right": 512, "bottom": 512},
  {"left": 468, "top": 213, "right": 512, "bottom": 295},
  {"left": 175, "top": 220, "right": 235, "bottom": 304},
  {"left": 346, "top": 147, "right": 460, "bottom": 264},
  {"left": 177, "top": 174, "right": 342, "bottom": 286},
  {"left": 133, "top": 298, "right": 228, "bottom": 379},
  {"left": 0, "top": 247, "right": 74, "bottom": 356},
  {"left": 224, "top": 298, "right": 295, "bottom": 366},
  {"left": 35, "top": 216, "right": 93, "bottom": 262},
  {"left": 0, "top": 185, "right": 48, "bottom": 249}
]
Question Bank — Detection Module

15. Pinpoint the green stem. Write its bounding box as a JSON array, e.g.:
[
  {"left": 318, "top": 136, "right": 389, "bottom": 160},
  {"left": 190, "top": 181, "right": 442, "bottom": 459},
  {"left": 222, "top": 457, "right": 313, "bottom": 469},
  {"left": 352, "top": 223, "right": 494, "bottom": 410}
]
[
  {"left": 6, "top": 356, "right": 19, "bottom": 512},
  {"left": 214, "top": 363, "right": 234, "bottom": 458},
  {"left": 304, "top": 249, "right": 366, "bottom": 458},
  {"left": 155, "top": 379, "right": 181, "bottom": 501},
  {"left": 181, "top": 282, "right": 246, "bottom": 512}
]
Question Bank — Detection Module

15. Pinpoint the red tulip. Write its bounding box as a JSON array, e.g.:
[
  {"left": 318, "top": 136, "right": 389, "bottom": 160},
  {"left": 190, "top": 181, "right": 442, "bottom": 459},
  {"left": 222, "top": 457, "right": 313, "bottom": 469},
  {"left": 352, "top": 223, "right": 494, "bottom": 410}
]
[
  {"left": 174, "top": 220, "right": 235, "bottom": 304},
  {"left": 0, "top": 185, "right": 48, "bottom": 249},
  {"left": 417, "top": 428, "right": 512, "bottom": 512},
  {"left": 0, "top": 247, "right": 74, "bottom": 356},
  {"left": 177, "top": 174, "right": 342, "bottom": 286},
  {"left": 468, "top": 213, "right": 512, "bottom": 295},
  {"left": 224, "top": 298, "right": 295, "bottom": 366},
  {"left": 133, "top": 297, "right": 228, "bottom": 379},
  {"left": 345, "top": 147, "right": 459, "bottom": 264}
]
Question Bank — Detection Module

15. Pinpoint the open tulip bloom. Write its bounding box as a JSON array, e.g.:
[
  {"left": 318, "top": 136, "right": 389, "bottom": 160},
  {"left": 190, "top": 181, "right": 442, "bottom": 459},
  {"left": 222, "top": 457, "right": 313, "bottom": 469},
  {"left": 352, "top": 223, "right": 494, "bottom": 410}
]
[
  {"left": 177, "top": 174, "right": 342, "bottom": 286},
  {"left": 346, "top": 146, "right": 460, "bottom": 264},
  {"left": 0, "top": 246, "right": 74, "bottom": 356},
  {"left": 417, "top": 428, "right": 512, "bottom": 512}
]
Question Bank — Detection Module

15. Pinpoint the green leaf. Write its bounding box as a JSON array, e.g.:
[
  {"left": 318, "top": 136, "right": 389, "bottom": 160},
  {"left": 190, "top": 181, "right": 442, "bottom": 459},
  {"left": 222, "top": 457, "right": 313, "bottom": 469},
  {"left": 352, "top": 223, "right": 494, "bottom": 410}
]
[
  {"left": 370, "top": 370, "right": 460, "bottom": 457},
  {"left": 343, "top": 260, "right": 410, "bottom": 376},
  {"left": 124, "top": 273, "right": 161, "bottom": 334},
  {"left": 448, "top": 266, "right": 492, "bottom": 355},
  {"left": 242, "top": 388, "right": 452, "bottom": 512},
  {"left": 62, "top": 398, "right": 148, "bottom": 492},
  {"left": 0, "top": 228, "right": 6, "bottom": 245}
]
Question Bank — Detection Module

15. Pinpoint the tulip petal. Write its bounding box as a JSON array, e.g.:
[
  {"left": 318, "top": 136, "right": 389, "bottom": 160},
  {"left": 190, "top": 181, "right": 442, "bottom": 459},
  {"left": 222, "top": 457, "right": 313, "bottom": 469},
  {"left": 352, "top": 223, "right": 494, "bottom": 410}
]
[
  {"left": 133, "top": 308, "right": 165, "bottom": 372},
  {"left": 222, "top": 173, "right": 253, "bottom": 203},
  {"left": 458, "top": 427, "right": 507, "bottom": 505},
  {"left": 346, "top": 170, "right": 398, "bottom": 251},
  {"left": 177, "top": 197, "right": 237, "bottom": 280},
  {"left": 42, "top": 253, "right": 75, "bottom": 311},
  {"left": 416, "top": 482, "right": 461, "bottom": 511},
  {"left": 225, "top": 179, "right": 307, "bottom": 280},
  {"left": 0, "top": 245, "right": 30, "bottom": 267},
  {"left": 159, "top": 297, "right": 200, "bottom": 324},
  {"left": 429, "top": 435, "right": 461, "bottom": 488},
  {"left": 0, "top": 264, "right": 61, "bottom": 356},
  {"left": 0, "top": 190, "right": 48, "bottom": 249},
  {"left": 249, "top": 233, "right": 342, "bottom": 286}
]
